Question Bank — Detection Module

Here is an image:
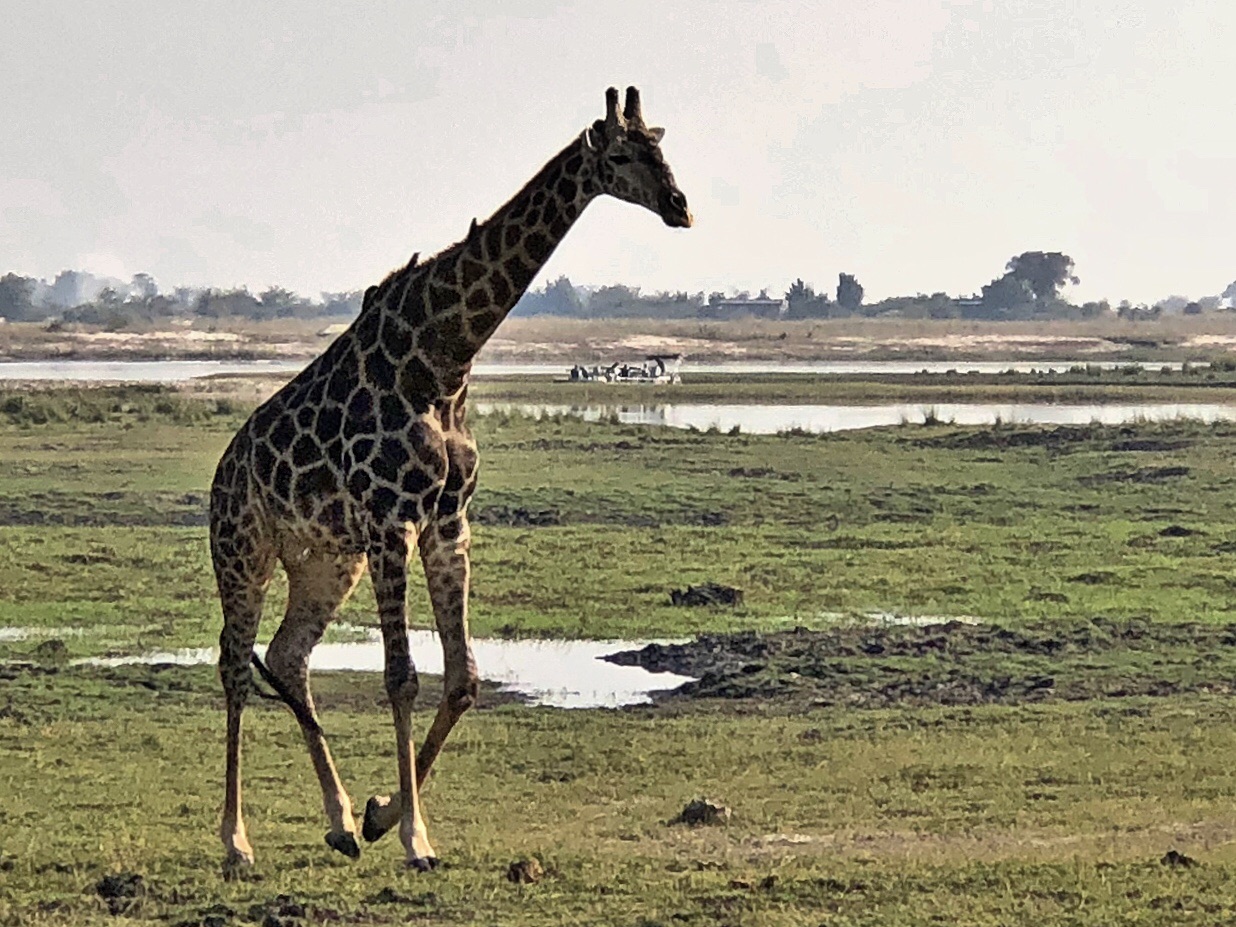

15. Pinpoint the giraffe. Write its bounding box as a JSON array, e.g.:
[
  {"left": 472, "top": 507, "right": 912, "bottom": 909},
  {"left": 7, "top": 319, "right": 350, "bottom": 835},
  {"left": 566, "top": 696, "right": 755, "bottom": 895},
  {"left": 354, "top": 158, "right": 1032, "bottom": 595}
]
[{"left": 209, "top": 86, "right": 692, "bottom": 874}]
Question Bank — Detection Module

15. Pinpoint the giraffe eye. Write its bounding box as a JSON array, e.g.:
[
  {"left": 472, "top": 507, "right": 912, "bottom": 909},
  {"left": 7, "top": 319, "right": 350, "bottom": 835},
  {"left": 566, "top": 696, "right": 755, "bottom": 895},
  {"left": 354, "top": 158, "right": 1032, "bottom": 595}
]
[{"left": 609, "top": 154, "right": 631, "bottom": 166}]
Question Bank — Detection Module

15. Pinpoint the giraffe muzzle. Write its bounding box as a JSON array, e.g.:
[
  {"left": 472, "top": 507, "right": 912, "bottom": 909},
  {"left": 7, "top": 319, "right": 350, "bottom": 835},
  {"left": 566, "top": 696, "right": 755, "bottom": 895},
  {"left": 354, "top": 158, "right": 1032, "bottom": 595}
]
[{"left": 660, "top": 190, "right": 693, "bottom": 228}]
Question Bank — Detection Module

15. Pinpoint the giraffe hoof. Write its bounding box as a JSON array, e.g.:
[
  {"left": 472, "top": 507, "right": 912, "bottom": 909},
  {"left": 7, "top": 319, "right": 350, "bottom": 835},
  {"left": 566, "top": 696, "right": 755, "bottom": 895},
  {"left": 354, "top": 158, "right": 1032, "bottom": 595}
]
[
  {"left": 406, "top": 855, "right": 439, "bottom": 873},
  {"left": 362, "top": 796, "right": 394, "bottom": 843},
  {"left": 325, "top": 831, "right": 361, "bottom": 859},
  {"left": 221, "top": 850, "right": 255, "bottom": 881}
]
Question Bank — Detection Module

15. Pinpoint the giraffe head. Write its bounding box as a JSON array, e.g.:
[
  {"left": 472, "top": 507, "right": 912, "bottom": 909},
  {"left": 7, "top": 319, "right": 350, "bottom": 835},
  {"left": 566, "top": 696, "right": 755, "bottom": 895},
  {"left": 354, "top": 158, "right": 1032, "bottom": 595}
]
[{"left": 584, "top": 86, "right": 692, "bottom": 229}]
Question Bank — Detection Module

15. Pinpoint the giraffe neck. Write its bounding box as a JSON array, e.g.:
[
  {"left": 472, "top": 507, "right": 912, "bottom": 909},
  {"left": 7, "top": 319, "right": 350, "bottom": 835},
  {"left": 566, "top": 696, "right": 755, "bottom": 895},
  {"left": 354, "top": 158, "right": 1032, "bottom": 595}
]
[{"left": 365, "top": 135, "right": 600, "bottom": 395}]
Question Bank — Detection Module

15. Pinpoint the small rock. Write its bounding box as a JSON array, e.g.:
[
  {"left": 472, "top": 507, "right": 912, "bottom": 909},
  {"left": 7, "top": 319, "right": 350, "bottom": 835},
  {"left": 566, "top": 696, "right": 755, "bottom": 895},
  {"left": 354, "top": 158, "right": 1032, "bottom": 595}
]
[
  {"left": 1159, "top": 525, "right": 1197, "bottom": 538},
  {"left": 671, "top": 798, "right": 732, "bottom": 826},
  {"left": 506, "top": 858, "right": 544, "bottom": 884},
  {"left": 95, "top": 872, "right": 146, "bottom": 915},
  {"left": 1161, "top": 849, "right": 1199, "bottom": 868},
  {"left": 96, "top": 872, "right": 144, "bottom": 900},
  {"left": 365, "top": 887, "right": 413, "bottom": 904},
  {"left": 669, "top": 583, "right": 744, "bottom": 608},
  {"left": 32, "top": 639, "right": 69, "bottom": 666}
]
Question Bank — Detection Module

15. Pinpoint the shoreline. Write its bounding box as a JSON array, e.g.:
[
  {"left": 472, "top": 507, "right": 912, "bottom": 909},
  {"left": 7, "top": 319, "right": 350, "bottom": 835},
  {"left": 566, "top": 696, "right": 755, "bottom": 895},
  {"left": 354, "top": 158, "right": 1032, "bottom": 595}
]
[{"left": 6, "top": 316, "right": 1236, "bottom": 365}]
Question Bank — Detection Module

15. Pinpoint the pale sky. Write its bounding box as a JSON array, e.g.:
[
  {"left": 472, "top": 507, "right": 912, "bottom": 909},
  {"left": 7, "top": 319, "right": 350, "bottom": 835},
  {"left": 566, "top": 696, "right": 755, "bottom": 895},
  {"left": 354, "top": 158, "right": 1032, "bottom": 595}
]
[{"left": 2, "top": 0, "right": 1234, "bottom": 304}]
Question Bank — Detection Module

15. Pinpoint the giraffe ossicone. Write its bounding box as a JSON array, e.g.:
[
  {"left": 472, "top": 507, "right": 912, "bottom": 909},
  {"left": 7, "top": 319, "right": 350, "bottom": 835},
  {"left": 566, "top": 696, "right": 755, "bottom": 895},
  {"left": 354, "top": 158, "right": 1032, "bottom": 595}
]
[{"left": 209, "top": 85, "right": 691, "bottom": 874}]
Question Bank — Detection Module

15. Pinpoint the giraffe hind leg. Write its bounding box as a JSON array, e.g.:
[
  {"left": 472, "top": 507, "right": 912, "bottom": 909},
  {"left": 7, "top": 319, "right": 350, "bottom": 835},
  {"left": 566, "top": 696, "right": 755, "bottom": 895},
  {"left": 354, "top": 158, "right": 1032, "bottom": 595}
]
[
  {"left": 216, "top": 541, "right": 275, "bottom": 877},
  {"left": 264, "top": 549, "right": 367, "bottom": 859}
]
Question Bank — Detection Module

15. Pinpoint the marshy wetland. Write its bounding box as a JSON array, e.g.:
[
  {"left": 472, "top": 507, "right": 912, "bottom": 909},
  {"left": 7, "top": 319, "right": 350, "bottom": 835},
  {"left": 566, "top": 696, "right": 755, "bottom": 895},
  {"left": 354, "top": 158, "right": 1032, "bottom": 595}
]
[{"left": 5, "top": 368, "right": 1236, "bottom": 924}]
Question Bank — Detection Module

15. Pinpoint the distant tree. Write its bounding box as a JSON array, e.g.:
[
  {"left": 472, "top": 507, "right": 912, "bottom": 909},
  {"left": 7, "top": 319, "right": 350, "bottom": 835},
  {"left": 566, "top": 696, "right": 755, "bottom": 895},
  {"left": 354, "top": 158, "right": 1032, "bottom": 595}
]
[
  {"left": 0, "top": 273, "right": 38, "bottom": 321},
  {"left": 1005, "top": 251, "right": 1079, "bottom": 302},
  {"left": 320, "top": 290, "right": 364, "bottom": 317},
  {"left": 923, "top": 292, "right": 959, "bottom": 319},
  {"left": 544, "top": 276, "right": 585, "bottom": 315},
  {"left": 1184, "top": 301, "right": 1203, "bottom": 315},
  {"left": 586, "top": 284, "right": 644, "bottom": 317},
  {"left": 258, "top": 286, "right": 309, "bottom": 319},
  {"left": 836, "top": 273, "right": 864, "bottom": 313},
  {"left": 131, "top": 273, "right": 158, "bottom": 300},
  {"left": 96, "top": 287, "right": 124, "bottom": 309},
  {"left": 1078, "top": 299, "right": 1112, "bottom": 318},
  {"left": 786, "top": 278, "right": 811, "bottom": 304},
  {"left": 49, "top": 270, "right": 83, "bottom": 308},
  {"left": 195, "top": 287, "right": 262, "bottom": 319},
  {"left": 980, "top": 274, "right": 1035, "bottom": 315},
  {"left": 511, "top": 276, "right": 586, "bottom": 317},
  {"left": 784, "top": 278, "right": 832, "bottom": 319}
]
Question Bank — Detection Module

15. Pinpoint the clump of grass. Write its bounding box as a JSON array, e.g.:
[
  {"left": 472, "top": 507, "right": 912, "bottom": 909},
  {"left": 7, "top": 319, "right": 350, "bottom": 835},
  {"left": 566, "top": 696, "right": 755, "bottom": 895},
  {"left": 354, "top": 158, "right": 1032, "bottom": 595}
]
[{"left": 0, "top": 386, "right": 245, "bottom": 427}]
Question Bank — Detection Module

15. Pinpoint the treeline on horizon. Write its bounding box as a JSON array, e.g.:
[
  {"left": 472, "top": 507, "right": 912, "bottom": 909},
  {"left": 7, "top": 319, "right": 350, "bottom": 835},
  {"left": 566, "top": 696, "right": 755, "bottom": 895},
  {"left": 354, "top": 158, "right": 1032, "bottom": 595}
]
[{"left": 1, "top": 251, "right": 1232, "bottom": 328}]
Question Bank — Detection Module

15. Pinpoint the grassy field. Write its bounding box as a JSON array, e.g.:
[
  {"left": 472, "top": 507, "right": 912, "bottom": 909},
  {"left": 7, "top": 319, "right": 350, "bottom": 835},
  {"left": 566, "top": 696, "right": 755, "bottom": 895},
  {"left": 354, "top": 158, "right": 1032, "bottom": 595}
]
[
  {"left": 4, "top": 665, "right": 1236, "bottom": 925},
  {"left": 3, "top": 380, "right": 1236, "bottom": 923},
  {"left": 3, "top": 383, "right": 1236, "bottom": 653}
]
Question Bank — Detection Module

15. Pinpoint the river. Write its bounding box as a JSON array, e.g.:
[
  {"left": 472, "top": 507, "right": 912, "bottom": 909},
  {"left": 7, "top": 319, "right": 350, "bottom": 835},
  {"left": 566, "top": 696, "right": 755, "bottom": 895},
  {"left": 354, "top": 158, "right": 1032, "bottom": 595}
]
[{"left": 0, "top": 357, "right": 1182, "bottom": 382}]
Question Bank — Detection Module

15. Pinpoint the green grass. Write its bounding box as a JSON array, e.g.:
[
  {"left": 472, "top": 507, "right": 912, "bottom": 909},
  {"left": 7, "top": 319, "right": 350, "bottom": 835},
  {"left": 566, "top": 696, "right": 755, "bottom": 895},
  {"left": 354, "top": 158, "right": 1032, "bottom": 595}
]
[
  {"left": 3, "top": 387, "right": 1236, "bottom": 655},
  {"left": 5, "top": 382, "right": 1236, "bottom": 923},
  {"left": 3, "top": 665, "right": 1236, "bottom": 925}
]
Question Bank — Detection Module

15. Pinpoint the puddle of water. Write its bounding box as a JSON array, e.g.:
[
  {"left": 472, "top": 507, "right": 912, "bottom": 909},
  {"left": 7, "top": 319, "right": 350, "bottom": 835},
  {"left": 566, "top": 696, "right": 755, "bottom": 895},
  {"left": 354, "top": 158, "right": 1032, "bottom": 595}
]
[
  {"left": 82, "top": 630, "right": 695, "bottom": 709},
  {"left": 477, "top": 401, "right": 1236, "bottom": 435},
  {"left": 0, "top": 626, "right": 88, "bottom": 642},
  {"left": 851, "top": 612, "right": 982, "bottom": 627},
  {"left": 0, "top": 359, "right": 305, "bottom": 382}
]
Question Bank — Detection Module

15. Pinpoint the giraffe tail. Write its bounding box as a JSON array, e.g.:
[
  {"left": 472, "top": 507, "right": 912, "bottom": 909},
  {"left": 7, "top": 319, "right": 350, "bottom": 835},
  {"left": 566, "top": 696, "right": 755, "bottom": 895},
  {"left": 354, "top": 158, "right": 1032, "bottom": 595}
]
[{"left": 249, "top": 651, "right": 324, "bottom": 737}]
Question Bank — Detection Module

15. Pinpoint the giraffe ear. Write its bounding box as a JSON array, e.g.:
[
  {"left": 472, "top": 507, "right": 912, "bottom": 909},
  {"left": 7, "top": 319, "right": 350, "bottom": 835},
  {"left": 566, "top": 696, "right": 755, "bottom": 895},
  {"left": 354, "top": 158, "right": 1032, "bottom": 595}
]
[
  {"left": 647, "top": 127, "right": 665, "bottom": 145},
  {"left": 582, "top": 127, "right": 599, "bottom": 151}
]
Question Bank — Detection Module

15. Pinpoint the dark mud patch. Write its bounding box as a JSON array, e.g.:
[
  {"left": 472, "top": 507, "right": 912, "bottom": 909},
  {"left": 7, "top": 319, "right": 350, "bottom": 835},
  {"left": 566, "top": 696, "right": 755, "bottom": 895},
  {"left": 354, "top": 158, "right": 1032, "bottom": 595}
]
[
  {"left": 1111, "top": 438, "right": 1195, "bottom": 452},
  {"left": 908, "top": 422, "right": 1213, "bottom": 457},
  {"left": 0, "top": 491, "right": 208, "bottom": 527},
  {"left": 908, "top": 424, "right": 1107, "bottom": 454},
  {"left": 472, "top": 505, "right": 562, "bottom": 527},
  {"left": 670, "top": 582, "right": 744, "bottom": 607},
  {"left": 1079, "top": 466, "right": 1191, "bottom": 487},
  {"left": 606, "top": 618, "right": 1236, "bottom": 708},
  {"left": 727, "top": 466, "right": 801, "bottom": 481}
]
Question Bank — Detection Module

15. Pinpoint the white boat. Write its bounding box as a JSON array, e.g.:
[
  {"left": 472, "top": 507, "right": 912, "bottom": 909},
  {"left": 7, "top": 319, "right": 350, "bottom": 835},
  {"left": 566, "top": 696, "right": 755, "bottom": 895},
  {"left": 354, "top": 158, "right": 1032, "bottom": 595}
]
[{"left": 566, "top": 353, "right": 683, "bottom": 384}]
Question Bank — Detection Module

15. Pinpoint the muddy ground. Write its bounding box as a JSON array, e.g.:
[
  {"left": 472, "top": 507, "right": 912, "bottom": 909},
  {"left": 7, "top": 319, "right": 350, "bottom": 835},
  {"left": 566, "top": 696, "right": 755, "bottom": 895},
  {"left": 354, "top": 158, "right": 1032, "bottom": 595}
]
[{"left": 607, "top": 617, "right": 1236, "bottom": 708}]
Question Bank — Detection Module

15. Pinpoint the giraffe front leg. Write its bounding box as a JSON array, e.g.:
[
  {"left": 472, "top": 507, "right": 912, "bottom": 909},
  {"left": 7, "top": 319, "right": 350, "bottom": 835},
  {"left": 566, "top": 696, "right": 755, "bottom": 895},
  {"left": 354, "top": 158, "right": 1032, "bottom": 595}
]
[{"left": 367, "top": 532, "right": 437, "bottom": 870}]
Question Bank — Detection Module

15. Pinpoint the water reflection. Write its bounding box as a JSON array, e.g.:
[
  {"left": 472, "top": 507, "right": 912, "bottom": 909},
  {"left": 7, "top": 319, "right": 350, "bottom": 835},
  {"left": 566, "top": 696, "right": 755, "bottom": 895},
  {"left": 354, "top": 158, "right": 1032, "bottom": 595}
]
[
  {"left": 476, "top": 401, "right": 1236, "bottom": 435},
  {"left": 0, "top": 359, "right": 305, "bottom": 382},
  {"left": 83, "top": 630, "right": 695, "bottom": 709}
]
